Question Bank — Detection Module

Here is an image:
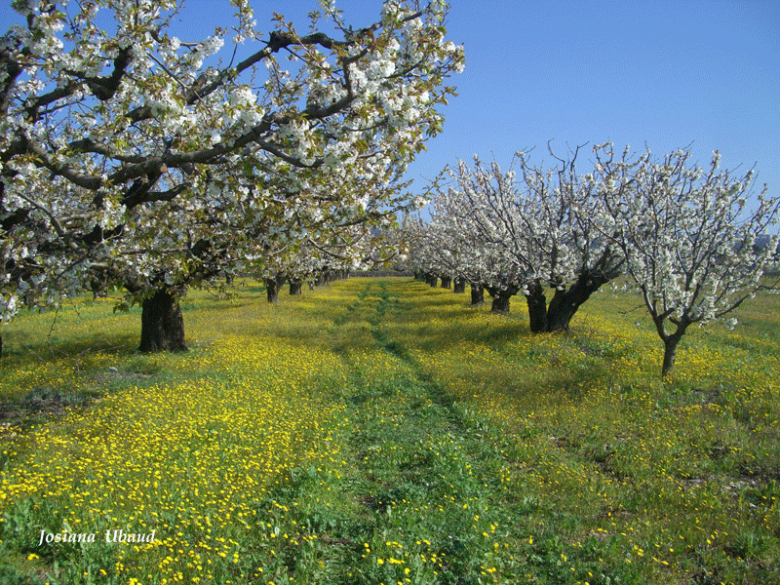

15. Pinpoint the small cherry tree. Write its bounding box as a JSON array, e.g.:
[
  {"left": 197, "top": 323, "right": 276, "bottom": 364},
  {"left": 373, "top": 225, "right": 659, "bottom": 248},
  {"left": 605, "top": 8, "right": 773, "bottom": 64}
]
[
  {"left": 0, "top": 0, "right": 464, "bottom": 351},
  {"left": 595, "top": 144, "right": 780, "bottom": 377}
]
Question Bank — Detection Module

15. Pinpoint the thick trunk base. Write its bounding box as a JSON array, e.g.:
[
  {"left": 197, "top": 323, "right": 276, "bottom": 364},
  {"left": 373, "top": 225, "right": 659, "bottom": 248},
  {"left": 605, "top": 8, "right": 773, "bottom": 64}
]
[
  {"left": 486, "top": 285, "right": 518, "bottom": 314},
  {"left": 289, "top": 279, "right": 303, "bottom": 295},
  {"left": 526, "top": 273, "right": 610, "bottom": 333},
  {"left": 265, "top": 278, "right": 283, "bottom": 304},
  {"left": 453, "top": 278, "right": 466, "bottom": 294},
  {"left": 490, "top": 292, "right": 512, "bottom": 313},
  {"left": 139, "top": 290, "right": 187, "bottom": 353},
  {"left": 525, "top": 286, "right": 549, "bottom": 333},
  {"left": 469, "top": 283, "right": 484, "bottom": 305},
  {"left": 440, "top": 277, "right": 452, "bottom": 289}
]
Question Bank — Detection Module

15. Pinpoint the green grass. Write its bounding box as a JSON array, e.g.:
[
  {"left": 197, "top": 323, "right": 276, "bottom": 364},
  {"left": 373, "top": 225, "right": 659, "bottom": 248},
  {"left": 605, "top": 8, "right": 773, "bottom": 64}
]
[{"left": 0, "top": 278, "right": 778, "bottom": 584}]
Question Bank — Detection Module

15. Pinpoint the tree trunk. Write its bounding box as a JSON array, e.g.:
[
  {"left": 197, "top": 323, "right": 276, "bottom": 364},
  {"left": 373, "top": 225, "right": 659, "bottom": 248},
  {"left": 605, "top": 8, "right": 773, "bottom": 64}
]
[
  {"left": 289, "top": 279, "right": 303, "bottom": 295},
  {"left": 486, "top": 285, "right": 517, "bottom": 313},
  {"left": 524, "top": 273, "right": 610, "bottom": 333},
  {"left": 428, "top": 275, "right": 438, "bottom": 287},
  {"left": 316, "top": 271, "right": 328, "bottom": 286},
  {"left": 547, "top": 273, "right": 609, "bottom": 332},
  {"left": 656, "top": 320, "right": 689, "bottom": 378},
  {"left": 265, "top": 277, "right": 284, "bottom": 303},
  {"left": 525, "top": 282, "right": 549, "bottom": 333},
  {"left": 90, "top": 276, "right": 108, "bottom": 299},
  {"left": 139, "top": 290, "right": 187, "bottom": 353},
  {"left": 661, "top": 337, "right": 679, "bottom": 378},
  {"left": 491, "top": 292, "right": 511, "bottom": 313},
  {"left": 0, "top": 334, "right": 3, "bottom": 359},
  {"left": 469, "top": 282, "right": 484, "bottom": 305},
  {"left": 453, "top": 277, "right": 466, "bottom": 294},
  {"left": 440, "top": 276, "right": 452, "bottom": 289}
]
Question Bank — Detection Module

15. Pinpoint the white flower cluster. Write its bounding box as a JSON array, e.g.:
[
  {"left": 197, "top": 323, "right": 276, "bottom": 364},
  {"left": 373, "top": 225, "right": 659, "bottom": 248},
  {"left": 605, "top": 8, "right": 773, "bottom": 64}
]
[{"left": 0, "top": 0, "right": 464, "bottom": 322}]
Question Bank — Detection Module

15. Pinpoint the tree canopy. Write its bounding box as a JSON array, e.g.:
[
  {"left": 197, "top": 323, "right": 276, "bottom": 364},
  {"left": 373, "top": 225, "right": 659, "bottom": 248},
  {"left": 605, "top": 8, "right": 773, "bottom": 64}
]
[{"left": 0, "top": 0, "right": 464, "bottom": 324}]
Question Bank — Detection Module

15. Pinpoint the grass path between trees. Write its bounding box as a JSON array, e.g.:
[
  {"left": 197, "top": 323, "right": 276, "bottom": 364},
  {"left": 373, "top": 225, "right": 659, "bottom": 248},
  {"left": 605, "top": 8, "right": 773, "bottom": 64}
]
[{"left": 301, "top": 280, "right": 540, "bottom": 583}]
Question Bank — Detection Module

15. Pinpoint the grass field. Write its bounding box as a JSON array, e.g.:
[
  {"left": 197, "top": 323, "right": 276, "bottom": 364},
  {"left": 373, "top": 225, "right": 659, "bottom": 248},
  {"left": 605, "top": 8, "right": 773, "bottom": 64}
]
[{"left": 0, "top": 278, "right": 778, "bottom": 585}]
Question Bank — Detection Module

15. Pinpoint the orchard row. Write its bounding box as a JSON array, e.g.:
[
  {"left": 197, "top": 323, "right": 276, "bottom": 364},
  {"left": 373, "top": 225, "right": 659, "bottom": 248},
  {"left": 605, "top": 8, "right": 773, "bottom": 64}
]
[{"left": 402, "top": 146, "right": 779, "bottom": 376}]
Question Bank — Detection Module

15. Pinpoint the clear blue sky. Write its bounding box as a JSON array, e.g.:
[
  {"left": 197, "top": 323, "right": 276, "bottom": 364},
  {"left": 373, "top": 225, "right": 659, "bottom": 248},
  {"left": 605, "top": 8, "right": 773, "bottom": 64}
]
[{"left": 3, "top": 0, "right": 778, "bottom": 198}]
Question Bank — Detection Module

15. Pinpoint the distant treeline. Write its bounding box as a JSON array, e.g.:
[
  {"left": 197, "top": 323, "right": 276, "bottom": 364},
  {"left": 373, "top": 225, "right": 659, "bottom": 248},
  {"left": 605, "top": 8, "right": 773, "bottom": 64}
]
[{"left": 351, "top": 271, "right": 414, "bottom": 278}]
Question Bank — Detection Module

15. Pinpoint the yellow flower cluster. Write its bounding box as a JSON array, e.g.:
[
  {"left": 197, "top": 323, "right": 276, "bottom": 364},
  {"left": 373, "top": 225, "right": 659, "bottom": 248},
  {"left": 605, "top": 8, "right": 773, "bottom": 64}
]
[{"left": 1, "top": 288, "right": 352, "bottom": 583}]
